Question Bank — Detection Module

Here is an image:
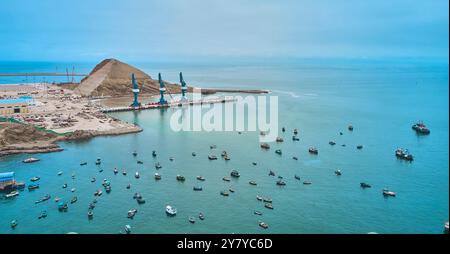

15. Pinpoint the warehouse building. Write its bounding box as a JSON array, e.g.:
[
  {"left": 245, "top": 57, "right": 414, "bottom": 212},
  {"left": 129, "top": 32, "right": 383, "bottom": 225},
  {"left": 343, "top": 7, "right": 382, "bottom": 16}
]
[{"left": 0, "top": 98, "right": 30, "bottom": 115}]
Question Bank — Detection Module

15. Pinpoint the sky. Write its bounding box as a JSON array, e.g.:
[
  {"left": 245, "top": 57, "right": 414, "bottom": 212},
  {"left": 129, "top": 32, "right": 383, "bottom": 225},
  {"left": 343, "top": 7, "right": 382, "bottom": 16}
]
[{"left": 0, "top": 0, "right": 448, "bottom": 61}]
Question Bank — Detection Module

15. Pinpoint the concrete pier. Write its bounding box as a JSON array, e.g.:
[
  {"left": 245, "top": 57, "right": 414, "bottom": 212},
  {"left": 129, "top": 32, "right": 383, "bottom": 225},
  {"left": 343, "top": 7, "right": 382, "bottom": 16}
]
[{"left": 100, "top": 97, "right": 237, "bottom": 113}]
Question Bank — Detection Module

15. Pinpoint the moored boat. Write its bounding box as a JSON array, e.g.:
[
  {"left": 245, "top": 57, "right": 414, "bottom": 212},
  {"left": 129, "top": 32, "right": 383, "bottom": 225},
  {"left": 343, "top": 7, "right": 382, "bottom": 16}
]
[
  {"left": 395, "top": 148, "right": 414, "bottom": 161},
  {"left": 166, "top": 205, "right": 177, "bottom": 216},
  {"left": 135, "top": 172, "right": 140, "bottom": 179},
  {"left": 30, "top": 176, "right": 40, "bottom": 182},
  {"left": 208, "top": 155, "right": 217, "bottom": 160},
  {"left": 275, "top": 149, "right": 282, "bottom": 155},
  {"left": 5, "top": 191, "right": 19, "bottom": 198},
  {"left": 222, "top": 177, "right": 231, "bottom": 182},
  {"left": 276, "top": 180, "right": 286, "bottom": 186},
  {"left": 196, "top": 176, "right": 205, "bottom": 181},
  {"left": 189, "top": 217, "right": 196, "bottom": 224},
  {"left": 127, "top": 209, "right": 138, "bottom": 218},
  {"left": 220, "top": 190, "right": 229, "bottom": 196},
  {"left": 259, "top": 221, "right": 269, "bottom": 229},
  {"left": 23, "top": 157, "right": 40, "bottom": 163},
  {"left": 38, "top": 210, "right": 47, "bottom": 219},
  {"left": 356, "top": 145, "right": 363, "bottom": 149},
  {"left": 335, "top": 170, "right": 342, "bottom": 176},
  {"left": 152, "top": 150, "right": 157, "bottom": 157},
  {"left": 176, "top": 175, "right": 186, "bottom": 182},
  {"left": 269, "top": 170, "right": 275, "bottom": 176},
  {"left": 264, "top": 203, "right": 273, "bottom": 209},
  {"left": 292, "top": 136, "right": 299, "bottom": 141},
  {"left": 303, "top": 181, "right": 312, "bottom": 185},
  {"left": 412, "top": 121, "right": 430, "bottom": 135},
  {"left": 193, "top": 186, "right": 203, "bottom": 191},
  {"left": 10, "top": 220, "right": 18, "bottom": 229},
  {"left": 155, "top": 173, "right": 162, "bottom": 180},
  {"left": 230, "top": 170, "right": 240, "bottom": 178},
  {"left": 382, "top": 189, "right": 396, "bottom": 197},
  {"left": 260, "top": 143, "right": 270, "bottom": 150},
  {"left": 254, "top": 210, "right": 263, "bottom": 215},
  {"left": 199, "top": 213, "right": 205, "bottom": 220},
  {"left": 360, "top": 182, "right": 371, "bottom": 188},
  {"left": 70, "top": 196, "right": 78, "bottom": 204},
  {"left": 294, "top": 175, "right": 301, "bottom": 180},
  {"left": 28, "top": 184, "right": 39, "bottom": 191},
  {"left": 249, "top": 181, "right": 257, "bottom": 186},
  {"left": 276, "top": 137, "right": 284, "bottom": 142},
  {"left": 155, "top": 162, "right": 162, "bottom": 169},
  {"left": 308, "top": 147, "right": 318, "bottom": 154},
  {"left": 329, "top": 141, "right": 336, "bottom": 146}
]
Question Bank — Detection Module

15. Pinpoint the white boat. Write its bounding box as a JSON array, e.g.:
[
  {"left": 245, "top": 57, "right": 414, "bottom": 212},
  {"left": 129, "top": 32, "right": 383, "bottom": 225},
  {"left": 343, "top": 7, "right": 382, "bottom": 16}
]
[
  {"left": 166, "top": 205, "right": 177, "bottom": 216},
  {"left": 5, "top": 191, "right": 19, "bottom": 198},
  {"left": 124, "top": 225, "right": 131, "bottom": 234},
  {"left": 135, "top": 172, "right": 140, "bottom": 179},
  {"left": 71, "top": 188, "right": 76, "bottom": 192},
  {"left": 57, "top": 171, "right": 63, "bottom": 176},
  {"left": 23, "top": 157, "right": 40, "bottom": 163}
]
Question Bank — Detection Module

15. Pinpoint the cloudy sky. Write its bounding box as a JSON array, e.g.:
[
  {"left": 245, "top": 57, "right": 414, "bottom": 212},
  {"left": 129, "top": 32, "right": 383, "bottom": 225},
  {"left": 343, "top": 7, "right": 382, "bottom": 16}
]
[{"left": 0, "top": 0, "right": 448, "bottom": 61}]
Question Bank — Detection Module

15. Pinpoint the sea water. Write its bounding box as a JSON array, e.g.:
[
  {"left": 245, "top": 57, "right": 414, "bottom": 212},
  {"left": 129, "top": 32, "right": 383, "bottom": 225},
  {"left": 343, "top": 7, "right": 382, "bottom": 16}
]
[{"left": 0, "top": 58, "right": 448, "bottom": 233}]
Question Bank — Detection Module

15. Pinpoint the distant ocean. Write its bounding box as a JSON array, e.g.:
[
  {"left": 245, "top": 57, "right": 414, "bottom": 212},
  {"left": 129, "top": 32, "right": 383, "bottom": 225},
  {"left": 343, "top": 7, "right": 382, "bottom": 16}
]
[{"left": 0, "top": 58, "right": 448, "bottom": 233}]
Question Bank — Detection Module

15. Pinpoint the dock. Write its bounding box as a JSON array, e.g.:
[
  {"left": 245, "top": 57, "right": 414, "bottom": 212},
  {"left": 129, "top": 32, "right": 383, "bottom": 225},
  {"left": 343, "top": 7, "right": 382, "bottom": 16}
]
[{"left": 100, "top": 97, "right": 237, "bottom": 113}]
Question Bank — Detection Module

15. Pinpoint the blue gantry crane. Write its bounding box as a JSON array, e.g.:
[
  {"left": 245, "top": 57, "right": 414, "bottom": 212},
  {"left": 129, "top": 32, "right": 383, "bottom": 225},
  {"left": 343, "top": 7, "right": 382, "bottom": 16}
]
[
  {"left": 130, "top": 73, "right": 141, "bottom": 108},
  {"left": 179, "top": 72, "right": 188, "bottom": 101},
  {"left": 158, "top": 73, "right": 168, "bottom": 105}
]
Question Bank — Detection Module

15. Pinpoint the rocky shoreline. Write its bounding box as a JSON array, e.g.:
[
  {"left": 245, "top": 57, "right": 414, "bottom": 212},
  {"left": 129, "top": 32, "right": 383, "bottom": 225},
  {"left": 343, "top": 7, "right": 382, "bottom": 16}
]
[{"left": 0, "top": 122, "right": 142, "bottom": 157}]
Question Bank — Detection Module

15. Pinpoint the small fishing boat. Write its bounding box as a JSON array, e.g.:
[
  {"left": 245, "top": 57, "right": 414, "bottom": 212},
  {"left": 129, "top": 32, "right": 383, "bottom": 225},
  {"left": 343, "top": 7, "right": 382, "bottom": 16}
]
[
  {"left": 105, "top": 186, "right": 111, "bottom": 193},
  {"left": 133, "top": 192, "right": 141, "bottom": 199},
  {"left": 254, "top": 211, "right": 263, "bottom": 216},
  {"left": 260, "top": 143, "right": 270, "bottom": 149},
  {"left": 259, "top": 221, "right": 269, "bottom": 229},
  {"left": 303, "top": 181, "right": 312, "bottom": 185},
  {"left": 135, "top": 172, "right": 140, "bottom": 179},
  {"left": 15, "top": 182, "right": 25, "bottom": 190},
  {"left": 360, "top": 182, "right": 371, "bottom": 188},
  {"left": 136, "top": 196, "right": 145, "bottom": 204},
  {"left": 329, "top": 141, "right": 336, "bottom": 146},
  {"left": 264, "top": 203, "right": 273, "bottom": 209},
  {"left": 221, "top": 151, "right": 228, "bottom": 157},
  {"left": 444, "top": 222, "right": 449, "bottom": 234},
  {"left": 54, "top": 197, "right": 61, "bottom": 202},
  {"left": 193, "top": 186, "right": 203, "bottom": 191},
  {"left": 229, "top": 188, "right": 235, "bottom": 193},
  {"left": 263, "top": 197, "right": 272, "bottom": 203},
  {"left": 292, "top": 136, "right": 300, "bottom": 141},
  {"left": 208, "top": 155, "right": 217, "bottom": 160},
  {"left": 224, "top": 155, "right": 230, "bottom": 160},
  {"left": 166, "top": 205, "right": 177, "bottom": 216},
  {"left": 88, "top": 210, "right": 94, "bottom": 219},
  {"left": 95, "top": 161, "right": 101, "bottom": 165},
  {"left": 28, "top": 184, "right": 40, "bottom": 191},
  {"left": 155, "top": 173, "right": 162, "bottom": 180},
  {"left": 252, "top": 162, "right": 257, "bottom": 165},
  {"left": 10, "top": 220, "right": 18, "bottom": 229},
  {"left": 256, "top": 195, "right": 263, "bottom": 201},
  {"left": 210, "top": 145, "right": 217, "bottom": 149},
  {"left": 269, "top": 170, "right": 275, "bottom": 176},
  {"left": 342, "top": 144, "right": 346, "bottom": 147},
  {"left": 89, "top": 202, "right": 96, "bottom": 209},
  {"left": 5, "top": 191, "right": 19, "bottom": 198},
  {"left": 58, "top": 202, "right": 68, "bottom": 212},
  {"left": 357, "top": 145, "right": 363, "bottom": 149},
  {"left": 294, "top": 175, "right": 301, "bottom": 180},
  {"left": 382, "top": 189, "right": 396, "bottom": 197},
  {"left": 155, "top": 162, "right": 162, "bottom": 169},
  {"left": 57, "top": 171, "right": 63, "bottom": 176},
  {"left": 282, "top": 127, "right": 286, "bottom": 132},
  {"left": 276, "top": 180, "right": 286, "bottom": 186},
  {"left": 192, "top": 152, "right": 197, "bottom": 157},
  {"left": 275, "top": 149, "right": 282, "bottom": 155},
  {"left": 169, "top": 157, "right": 174, "bottom": 161},
  {"left": 30, "top": 176, "right": 40, "bottom": 182},
  {"left": 71, "top": 188, "right": 76, "bottom": 192},
  {"left": 196, "top": 176, "right": 205, "bottom": 181},
  {"left": 335, "top": 170, "right": 342, "bottom": 176},
  {"left": 276, "top": 137, "right": 284, "bottom": 142},
  {"left": 189, "top": 217, "right": 196, "bottom": 224},
  {"left": 230, "top": 170, "right": 240, "bottom": 178},
  {"left": 339, "top": 132, "right": 343, "bottom": 135},
  {"left": 122, "top": 170, "right": 127, "bottom": 176},
  {"left": 412, "top": 121, "right": 430, "bottom": 135},
  {"left": 176, "top": 175, "right": 185, "bottom": 182},
  {"left": 132, "top": 151, "right": 138, "bottom": 156},
  {"left": 348, "top": 125, "right": 354, "bottom": 131},
  {"left": 91, "top": 177, "right": 96, "bottom": 183},
  {"left": 72, "top": 173, "right": 76, "bottom": 179},
  {"left": 293, "top": 129, "right": 298, "bottom": 135},
  {"left": 124, "top": 225, "right": 132, "bottom": 234},
  {"left": 222, "top": 177, "right": 230, "bottom": 182},
  {"left": 70, "top": 196, "right": 78, "bottom": 204},
  {"left": 38, "top": 210, "right": 47, "bottom": 219},
  {"left": 113, "top": 168, "right": 118, "bottom": 174},
  {"left": 152, "top": 150, "right": 157, "bottom": 157},
  {"left": 137, "top": 160, "right": 143, "bottom": 164},
  {"left": 80, "top": 162, "right": 87, "bottom": 166},
  {"left": 249, "top": 181, "right": 257, "bottom": 186},
  {"left": 126, "top": 184, "right": 131, "bottom": 189},
  {"left": 98, "top": 169, "right": 103, "bottom": 173},
  {"left": 308, "top": 147, "right": 318, "bottom": 154},
  {"left": 35, "top": 194, "right": 51, "bottom": 204},
  {"left": 127, "top": 209, "right": 138, "bottom": 218},
  {"left": 220, "top": 190, "right": 229, "bottom": 196},
  {"left": 23, "top": 157, "right": 40, "bottom": 163},
  {"left": 199, "top": 213, "right": 205, "bottom": 220},
  {"left": 395, "top": 148, "right": 414, "bottom": 161},
  {"left": 94, "top": 189, "right": 102, "bottom": 196}
]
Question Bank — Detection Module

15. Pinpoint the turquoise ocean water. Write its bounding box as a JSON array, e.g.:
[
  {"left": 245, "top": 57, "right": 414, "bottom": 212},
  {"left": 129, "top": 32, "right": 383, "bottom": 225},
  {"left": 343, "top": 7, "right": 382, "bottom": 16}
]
[{"left": 0, "top": 58, "right": 448, "bottom": 233}]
